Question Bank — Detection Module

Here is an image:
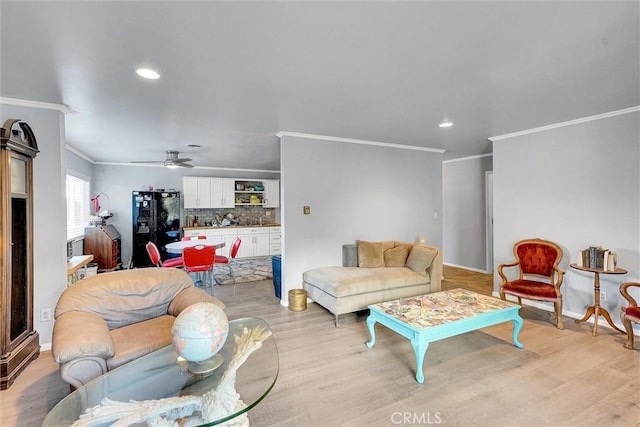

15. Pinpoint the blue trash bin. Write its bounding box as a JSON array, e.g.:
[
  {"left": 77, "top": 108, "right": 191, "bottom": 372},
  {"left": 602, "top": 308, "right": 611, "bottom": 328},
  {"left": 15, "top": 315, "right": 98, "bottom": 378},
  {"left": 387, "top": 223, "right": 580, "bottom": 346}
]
[{"left": 272, "top": 256, "right": 282, "bottom": 299}]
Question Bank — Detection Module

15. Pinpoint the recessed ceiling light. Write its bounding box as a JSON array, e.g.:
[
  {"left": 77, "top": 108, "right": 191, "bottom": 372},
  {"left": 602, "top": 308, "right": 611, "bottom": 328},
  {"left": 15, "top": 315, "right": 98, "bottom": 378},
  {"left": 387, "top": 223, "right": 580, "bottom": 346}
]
[
  {"left": 136, "top": 68, "right": 160, "bottom": 80},
  {"left": 439, "top": 121, "right": 453, "bottom": 128}
]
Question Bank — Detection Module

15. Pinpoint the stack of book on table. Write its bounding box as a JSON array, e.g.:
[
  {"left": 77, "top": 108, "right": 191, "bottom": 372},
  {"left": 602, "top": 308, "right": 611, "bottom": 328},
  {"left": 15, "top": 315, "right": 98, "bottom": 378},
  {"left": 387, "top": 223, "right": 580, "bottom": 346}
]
[{"left": 577, "top": 246, "right": 617, "bottom": 271}]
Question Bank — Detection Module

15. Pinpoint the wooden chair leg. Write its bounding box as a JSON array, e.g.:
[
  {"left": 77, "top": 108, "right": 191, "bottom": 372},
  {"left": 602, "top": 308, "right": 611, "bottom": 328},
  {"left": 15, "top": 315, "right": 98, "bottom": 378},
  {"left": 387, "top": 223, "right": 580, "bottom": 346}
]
[
  {"left": 554, "top": 299, "right": 564, "bottom": 330},
  {"left": 622, "top": 315, "right": 635, "bottom": 350}
]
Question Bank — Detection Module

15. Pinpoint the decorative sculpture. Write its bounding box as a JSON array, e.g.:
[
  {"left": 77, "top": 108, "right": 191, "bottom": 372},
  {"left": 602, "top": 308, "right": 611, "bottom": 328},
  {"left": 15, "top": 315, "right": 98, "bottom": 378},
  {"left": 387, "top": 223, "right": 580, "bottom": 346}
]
[{"left": 72, "top": 326, "right": 272, "bottom": 427}]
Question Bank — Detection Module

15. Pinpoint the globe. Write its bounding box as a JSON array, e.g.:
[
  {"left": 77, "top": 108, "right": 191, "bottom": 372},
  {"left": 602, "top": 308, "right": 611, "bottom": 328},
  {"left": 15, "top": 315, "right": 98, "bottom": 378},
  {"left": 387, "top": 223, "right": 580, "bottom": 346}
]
[{"left": 171, "top": 302, "right": 229, "bottom": 372}]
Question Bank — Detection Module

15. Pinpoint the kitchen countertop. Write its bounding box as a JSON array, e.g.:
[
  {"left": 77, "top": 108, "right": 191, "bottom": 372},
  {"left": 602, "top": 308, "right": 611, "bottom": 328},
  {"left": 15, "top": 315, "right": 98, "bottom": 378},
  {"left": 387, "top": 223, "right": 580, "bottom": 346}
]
[{"left": 183, "top": 223, "right": 280, "bottom": 231}]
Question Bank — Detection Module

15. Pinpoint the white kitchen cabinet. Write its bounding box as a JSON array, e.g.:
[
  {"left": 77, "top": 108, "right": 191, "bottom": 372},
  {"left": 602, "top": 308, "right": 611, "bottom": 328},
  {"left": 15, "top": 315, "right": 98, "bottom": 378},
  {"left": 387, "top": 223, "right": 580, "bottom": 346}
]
[
  {"left": 183, "top": 229, "right": 207, "bottom": 239},
  {"left": 184, "top": 226, "right": 278, "bottom": 258},
  {"left": 205, "top": 228, "right": 238, "bottom": 257},
  {"left": 211, "top": 178, "right": 235, "bottom": 208},
  {"left": 185, "top": 177, "right": 279, "bottom": 208},
  {"left": 263, "top": 179, "right": 280, "bottom": 208},
  {"left": 182, "top": 177, "right": 212, "bottom": 208},
  {"left": 269, "top": 226, "right": 281, "bottom": 255},
  {"left": 182, "top": 177, "right": 199, "bottom": 208},
  {"left": 237, "top": 227, "right": 270, "bottom": 258}
]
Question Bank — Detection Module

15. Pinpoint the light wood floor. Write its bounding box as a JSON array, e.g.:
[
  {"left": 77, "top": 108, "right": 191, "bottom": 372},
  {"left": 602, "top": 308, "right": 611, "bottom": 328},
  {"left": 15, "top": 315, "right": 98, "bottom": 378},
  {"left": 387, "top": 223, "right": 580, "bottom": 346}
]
[{"left": 1, "top": 266, "right": 638, "bottom": 426}]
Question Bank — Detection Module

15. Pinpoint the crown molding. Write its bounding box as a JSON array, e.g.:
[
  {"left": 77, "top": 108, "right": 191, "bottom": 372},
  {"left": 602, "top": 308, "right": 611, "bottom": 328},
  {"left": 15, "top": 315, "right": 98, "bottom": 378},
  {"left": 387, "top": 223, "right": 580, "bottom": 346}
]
[
  {"left": 65, "top": 146, "right": 280, "bottom": 173},
  {"left": 489, "top": 106, "right": 640, "bottom": 142},
  {"left": 66, "top": 144, "right": 95, "bottom": 163},
  {"left": 0, "top": 97, "right": 72, "bottom": 114},
  {"left": 94, "top": 161, "right": 280, "bottom": 174},
  {"left": 443, "top": 153, "right": 493, "bottom": 164},
  {"left": 195, "top": 165, "right": 281, "bottom": 174},
  {"left": 277, "top": 131, "right": 446, "bottom": 154}
]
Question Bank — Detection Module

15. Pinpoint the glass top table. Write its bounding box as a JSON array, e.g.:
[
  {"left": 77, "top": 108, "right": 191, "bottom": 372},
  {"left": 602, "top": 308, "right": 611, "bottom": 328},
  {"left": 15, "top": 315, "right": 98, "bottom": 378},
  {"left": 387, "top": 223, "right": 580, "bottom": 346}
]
[{"left": 43, "top": 317, "right": 278, "bottom": 426}]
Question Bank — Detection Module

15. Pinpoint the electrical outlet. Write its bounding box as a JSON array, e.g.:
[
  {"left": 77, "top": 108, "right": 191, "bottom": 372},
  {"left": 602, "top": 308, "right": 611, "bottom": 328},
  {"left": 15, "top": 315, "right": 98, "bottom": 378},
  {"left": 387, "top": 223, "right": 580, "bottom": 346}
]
[
  {"left": 600, "top": 291, "right": 607, "bottom": 302},
  {"left": 40, "top": 308, "right": 52, "bottom": 322}
]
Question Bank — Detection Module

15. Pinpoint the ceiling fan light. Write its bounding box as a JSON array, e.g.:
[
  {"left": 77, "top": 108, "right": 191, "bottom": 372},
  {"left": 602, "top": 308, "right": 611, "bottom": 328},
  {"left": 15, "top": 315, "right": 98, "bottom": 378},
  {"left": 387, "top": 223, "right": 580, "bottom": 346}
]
[
  {"left": 136, "top": 68, "right": 160, "bottom": 80},
  {"left": 439, "top": 121, "right": 453, "bottom": 128},
  {"left": 165, "top": 163, "right": 180, "bottom": 169}
]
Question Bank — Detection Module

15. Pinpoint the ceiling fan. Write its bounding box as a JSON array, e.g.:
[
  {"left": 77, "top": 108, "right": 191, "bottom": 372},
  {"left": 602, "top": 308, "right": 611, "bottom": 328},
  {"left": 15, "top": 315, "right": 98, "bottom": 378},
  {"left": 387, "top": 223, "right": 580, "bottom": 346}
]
[{"left": 132, "top": 150, "right": 194, "bottom": 168}]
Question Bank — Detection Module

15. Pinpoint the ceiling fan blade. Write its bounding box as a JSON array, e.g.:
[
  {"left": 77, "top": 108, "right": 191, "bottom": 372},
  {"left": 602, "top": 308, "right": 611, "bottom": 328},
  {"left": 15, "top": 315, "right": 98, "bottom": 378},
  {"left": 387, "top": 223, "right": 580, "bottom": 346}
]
[{"left": 132, "top": 150, "right": 195, "bottom": 168}]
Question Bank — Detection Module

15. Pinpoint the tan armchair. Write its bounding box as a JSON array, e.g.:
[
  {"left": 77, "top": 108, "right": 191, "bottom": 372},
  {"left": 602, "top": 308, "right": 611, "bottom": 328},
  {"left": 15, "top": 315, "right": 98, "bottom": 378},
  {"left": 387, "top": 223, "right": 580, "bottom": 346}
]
[
  {"left": 52, "top": 268, "right": 224, "bottom": 389},
  {"left": 498, "top": 238, "right": 565, "bottom": 329},
  {"left": 620, "top": 282, "right": 640, "bottom": 350}
]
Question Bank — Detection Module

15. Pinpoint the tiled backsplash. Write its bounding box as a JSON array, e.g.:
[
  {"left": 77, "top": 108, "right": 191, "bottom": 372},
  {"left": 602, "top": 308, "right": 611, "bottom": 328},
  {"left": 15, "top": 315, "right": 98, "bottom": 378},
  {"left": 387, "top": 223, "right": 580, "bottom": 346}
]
[{"left": 184, "top": 206, "right": 277, "bottom": 227}]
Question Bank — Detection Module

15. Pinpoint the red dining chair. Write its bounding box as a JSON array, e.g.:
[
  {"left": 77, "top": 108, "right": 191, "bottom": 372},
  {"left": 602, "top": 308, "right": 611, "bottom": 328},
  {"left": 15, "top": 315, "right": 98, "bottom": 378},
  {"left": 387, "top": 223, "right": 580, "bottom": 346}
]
[
  {"left": 145, "top": 241, "right": 184, "bottom": 268},
  {"left": 183, "top": 244, "right": 215, "bottom": 287},
  {"left": 214, "top": 237, "right": 242, "bottom": 284}
]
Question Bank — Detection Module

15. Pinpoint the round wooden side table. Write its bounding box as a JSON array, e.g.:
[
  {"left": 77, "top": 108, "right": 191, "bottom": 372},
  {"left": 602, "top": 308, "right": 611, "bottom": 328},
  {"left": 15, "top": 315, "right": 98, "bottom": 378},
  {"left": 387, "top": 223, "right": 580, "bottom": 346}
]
[{"left": 570, "top": 263, "right": 626, "bottom": 336}]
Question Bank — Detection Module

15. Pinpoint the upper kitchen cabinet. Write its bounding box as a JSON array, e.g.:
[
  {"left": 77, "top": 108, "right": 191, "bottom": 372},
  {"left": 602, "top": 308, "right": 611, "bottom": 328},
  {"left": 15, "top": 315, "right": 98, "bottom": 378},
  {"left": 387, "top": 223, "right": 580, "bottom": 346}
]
[
  {"left": 211, "top": 178, "right": 234, "bottom": 208},
  {"left": 263, "top": 180, "right": 280, "bottom": 208},
  {"left": 183, "top": 177, "right": 212, "bottom": 208},
  {"left": 184, "top": 177, "right": 280, "bottom": 208}
]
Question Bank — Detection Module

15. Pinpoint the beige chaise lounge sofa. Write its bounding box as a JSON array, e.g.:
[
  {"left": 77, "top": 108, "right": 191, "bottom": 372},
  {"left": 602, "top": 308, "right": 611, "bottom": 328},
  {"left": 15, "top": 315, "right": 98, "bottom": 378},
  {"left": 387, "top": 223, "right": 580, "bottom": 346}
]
[
  {"left": 303, "top": 240, "right": 442, "bottom": 326},
  {"left": 52, "top": 268, "right": 224, "bottom": 389}
]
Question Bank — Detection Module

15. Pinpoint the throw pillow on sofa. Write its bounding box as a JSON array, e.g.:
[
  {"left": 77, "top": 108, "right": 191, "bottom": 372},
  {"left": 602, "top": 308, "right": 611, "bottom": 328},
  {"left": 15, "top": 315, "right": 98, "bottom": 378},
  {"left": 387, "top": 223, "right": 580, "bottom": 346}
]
[
  {"left": 406, "top": 244, "right": 438, "bottom": 276},
  {"left": 384, "top": 244, "right": 410, "bottom": 267},
  {"left": 356, "top": 240, "right": 385, "bottom": 267}
]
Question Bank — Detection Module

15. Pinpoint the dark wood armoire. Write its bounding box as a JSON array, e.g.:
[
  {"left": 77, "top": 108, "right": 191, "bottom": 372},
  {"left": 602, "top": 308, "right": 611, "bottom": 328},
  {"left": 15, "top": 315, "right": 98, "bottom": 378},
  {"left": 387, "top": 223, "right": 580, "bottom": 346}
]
[{"left": 0, "top": 119, "right": 40, "bottom": 389}]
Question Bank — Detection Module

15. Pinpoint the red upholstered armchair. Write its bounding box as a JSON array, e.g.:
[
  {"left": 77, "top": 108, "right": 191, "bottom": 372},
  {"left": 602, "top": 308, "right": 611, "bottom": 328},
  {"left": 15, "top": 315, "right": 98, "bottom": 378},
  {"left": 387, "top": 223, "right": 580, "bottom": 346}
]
[
  {"left": 498, "top": 238, "right": 565, "bottom": 329},
  {"left": 620, "top": 282, "right": 640, "bottom": 350}
]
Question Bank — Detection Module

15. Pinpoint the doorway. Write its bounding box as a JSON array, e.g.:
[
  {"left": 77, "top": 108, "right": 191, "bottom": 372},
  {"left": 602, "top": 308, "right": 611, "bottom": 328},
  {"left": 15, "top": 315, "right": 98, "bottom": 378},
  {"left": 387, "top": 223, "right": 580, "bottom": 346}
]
[{"left": 485, "top": 171, "right": 494, "bottom": 273}]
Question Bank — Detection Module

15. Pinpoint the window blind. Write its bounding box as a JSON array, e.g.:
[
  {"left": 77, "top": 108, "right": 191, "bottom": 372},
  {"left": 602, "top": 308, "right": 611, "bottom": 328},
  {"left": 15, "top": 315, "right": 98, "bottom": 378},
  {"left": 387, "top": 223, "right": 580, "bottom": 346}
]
[{"left": 66, "top": 172, "right": 90, "bottom": 241}]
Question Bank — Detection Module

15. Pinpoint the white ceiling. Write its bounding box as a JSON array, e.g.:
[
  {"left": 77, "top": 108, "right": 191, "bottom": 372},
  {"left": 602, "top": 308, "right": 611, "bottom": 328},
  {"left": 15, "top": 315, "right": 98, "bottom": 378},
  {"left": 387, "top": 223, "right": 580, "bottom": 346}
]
[{"left": 1, "top": 1, "right": 638, "bottom": 170}]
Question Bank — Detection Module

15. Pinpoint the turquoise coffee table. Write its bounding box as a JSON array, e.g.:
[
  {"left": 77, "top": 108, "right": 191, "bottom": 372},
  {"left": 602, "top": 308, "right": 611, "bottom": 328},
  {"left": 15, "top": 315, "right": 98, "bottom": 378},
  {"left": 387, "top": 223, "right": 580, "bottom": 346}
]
[{"left": 366, "top": 289, "right": 523, "bottom": 383}]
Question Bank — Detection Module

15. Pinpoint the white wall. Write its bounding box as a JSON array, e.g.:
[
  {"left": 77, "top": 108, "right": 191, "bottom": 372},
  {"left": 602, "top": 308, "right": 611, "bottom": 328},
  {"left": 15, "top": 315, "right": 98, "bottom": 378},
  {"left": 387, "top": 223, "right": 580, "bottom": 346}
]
[
  {"left": 443, "top": 154, "right": 493, "bottom": 271},
  {"left": 280, "top": 134, "right": 443, "bottom": 304},
  {"left": 66, "top": 150, "right": 92, "bottom": 179},
  {"left": 493, "top": 110, "right": 639, "bottom": 330},
  {"left": 1, "top": 103, "right": 67, "bottom": 347}
]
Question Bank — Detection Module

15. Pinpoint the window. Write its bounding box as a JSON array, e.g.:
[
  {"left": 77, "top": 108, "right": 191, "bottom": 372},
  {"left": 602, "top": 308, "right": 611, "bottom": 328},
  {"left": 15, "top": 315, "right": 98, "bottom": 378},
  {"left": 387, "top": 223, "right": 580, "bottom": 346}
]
[{"left": 66, "top": 172, "right": 90, "bottom": 241}]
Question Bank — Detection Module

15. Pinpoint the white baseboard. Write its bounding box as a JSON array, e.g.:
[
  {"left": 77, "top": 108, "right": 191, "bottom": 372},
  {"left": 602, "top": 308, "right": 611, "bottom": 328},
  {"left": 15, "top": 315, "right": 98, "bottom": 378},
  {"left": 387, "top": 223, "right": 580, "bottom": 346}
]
[
  {"left": 492, "top": 291, "right": 640, "bottom": 337},
  {"left": 40, "top": 342, "right": 52, "bottom": 352},
  {"left": 444, "top": 262, "right": 490, "bottom": 274}
]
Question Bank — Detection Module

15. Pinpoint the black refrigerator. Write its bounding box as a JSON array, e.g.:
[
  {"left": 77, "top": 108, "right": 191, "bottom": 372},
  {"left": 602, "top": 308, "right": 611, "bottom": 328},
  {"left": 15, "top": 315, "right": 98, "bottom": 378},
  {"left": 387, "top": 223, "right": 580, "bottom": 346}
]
[{"left": 132, "top": 191, "right": 181, "bottom": 267}]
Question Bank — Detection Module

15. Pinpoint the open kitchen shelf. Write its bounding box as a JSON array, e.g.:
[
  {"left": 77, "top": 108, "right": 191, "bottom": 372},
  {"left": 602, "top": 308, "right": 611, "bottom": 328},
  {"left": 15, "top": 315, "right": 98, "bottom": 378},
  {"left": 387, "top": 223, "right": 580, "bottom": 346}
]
[{"left": 235, "top": 180, "right": 265, "bottom": 205}]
